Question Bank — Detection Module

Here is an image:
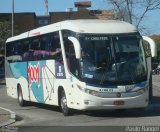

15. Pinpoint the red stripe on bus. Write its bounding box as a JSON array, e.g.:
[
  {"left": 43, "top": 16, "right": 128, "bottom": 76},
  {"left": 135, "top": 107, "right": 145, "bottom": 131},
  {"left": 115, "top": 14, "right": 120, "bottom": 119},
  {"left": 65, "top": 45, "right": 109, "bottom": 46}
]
[{"left": 31, "top": 32, "right": 40, "bottom": 36}]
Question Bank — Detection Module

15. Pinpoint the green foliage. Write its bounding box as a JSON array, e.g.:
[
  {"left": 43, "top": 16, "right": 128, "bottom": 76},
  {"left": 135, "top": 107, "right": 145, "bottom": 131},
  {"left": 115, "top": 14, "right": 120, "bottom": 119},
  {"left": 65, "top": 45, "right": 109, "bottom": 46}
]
[
  {"left": 152, "top": 38, "right": 160, "bottom": 67},
  {"left": 143, "top": 41, "right": 151, "bottom": 57},
  {"left": 0, "top": 21, "right": 12, "bottom": 55},
  {"left": 157, "top": 41, "right": 160, "bottom": 51}
]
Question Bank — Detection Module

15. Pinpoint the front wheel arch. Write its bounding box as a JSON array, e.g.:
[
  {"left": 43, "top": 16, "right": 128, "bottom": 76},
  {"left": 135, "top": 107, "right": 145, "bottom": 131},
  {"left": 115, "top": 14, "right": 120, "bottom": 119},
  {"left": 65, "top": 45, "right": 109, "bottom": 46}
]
[
  {"left": 58, "top": 86, "right": 72, "bottom": 116},
  {"left": 58, "top": 86, "right": 64, "bottom": 107}
]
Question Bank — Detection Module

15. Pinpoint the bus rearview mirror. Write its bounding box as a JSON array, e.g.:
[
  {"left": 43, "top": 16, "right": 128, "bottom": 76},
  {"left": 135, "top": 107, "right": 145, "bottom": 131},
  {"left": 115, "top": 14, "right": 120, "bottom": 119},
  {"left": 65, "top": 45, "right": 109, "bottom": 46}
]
[
  {"left": 142, "top": 36, "right": 157, "bottom": 57},
  {"left": 68, "top": 37, "right": 81, "bottom": 59}
]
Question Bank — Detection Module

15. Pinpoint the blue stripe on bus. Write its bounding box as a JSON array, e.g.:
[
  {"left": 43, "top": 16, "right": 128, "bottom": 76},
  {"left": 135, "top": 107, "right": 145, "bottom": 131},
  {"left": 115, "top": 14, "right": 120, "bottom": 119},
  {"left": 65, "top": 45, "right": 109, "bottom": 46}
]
[{"left": 10, "top": 62, "right": 28, "bottom": 79}]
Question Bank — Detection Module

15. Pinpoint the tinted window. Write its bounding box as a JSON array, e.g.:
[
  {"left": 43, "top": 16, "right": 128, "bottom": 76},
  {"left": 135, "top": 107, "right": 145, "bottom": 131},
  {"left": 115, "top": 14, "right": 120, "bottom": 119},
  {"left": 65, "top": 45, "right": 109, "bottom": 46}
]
[
  {"left": 6, "top": 31, "right": 62, "bottom": 63},
  {"left": 6, "top": 41, "right": 23, "bottom": 62}
]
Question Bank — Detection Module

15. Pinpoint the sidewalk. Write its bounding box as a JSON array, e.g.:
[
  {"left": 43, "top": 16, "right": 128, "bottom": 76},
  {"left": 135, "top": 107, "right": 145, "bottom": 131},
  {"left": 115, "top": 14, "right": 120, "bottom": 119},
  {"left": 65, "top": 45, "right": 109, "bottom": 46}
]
[
  {"left": 152, "top": 75, "right": 160, "bottom": 88},
  {"left": 0, "top": 107, "right": 15, "bottom": 127},
  {"left": 0, "top": 108, "right": 11, "bottom": 125},
  {"left": 0, "top": 78, "right": 15, "bottom": 127}
]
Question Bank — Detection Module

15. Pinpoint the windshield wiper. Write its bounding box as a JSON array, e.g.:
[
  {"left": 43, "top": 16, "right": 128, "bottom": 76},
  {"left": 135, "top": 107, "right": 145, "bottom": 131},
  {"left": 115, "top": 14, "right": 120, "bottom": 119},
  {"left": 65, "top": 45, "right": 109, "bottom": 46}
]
[
  {"left": 127, "top": 69, "right": 136, "bottom": 83},
  {"left": 99, "top": 61, "right": 111, "bottom": 84}
]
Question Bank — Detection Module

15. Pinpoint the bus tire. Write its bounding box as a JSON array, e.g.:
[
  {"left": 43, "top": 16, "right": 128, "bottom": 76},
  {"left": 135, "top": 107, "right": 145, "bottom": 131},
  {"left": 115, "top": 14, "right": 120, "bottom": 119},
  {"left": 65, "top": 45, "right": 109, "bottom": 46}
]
[
  {"left": 17, "top": 85, "right": 26, "bottom": 107},
  {"left": 60, "top": 90, "right": 72, "bottom": 116}
]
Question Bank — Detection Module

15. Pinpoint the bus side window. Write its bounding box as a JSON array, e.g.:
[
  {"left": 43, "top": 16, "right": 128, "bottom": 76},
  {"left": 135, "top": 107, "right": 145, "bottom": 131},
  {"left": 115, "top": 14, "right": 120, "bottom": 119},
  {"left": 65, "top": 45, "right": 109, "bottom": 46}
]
[
  {"left": 69, "top": 43, "right": 78, "bottom": 76},
  {"left": 49, "top": 32, "right": 63, "bottom": 63},
  {"left": 64, "top": 39, "right": 78, "bottom": 77},
  {"left": 26, "top": 38, "right": 40, "bottom": 61},
  {"left": 31, "top": 36, "right": 50, "bottom": 60},
  {"left": 22, "top": 40, "right": 30, "bottom": 61},
  {"left": 15, "top": 42, "right": 23, "bottom": 62},
  {"left": 33, "top": 38, "right": 40, "bottom": 61},
  {"left": 6, "top": 43, "right": 13, "bottom": 63},
  {"left": 6, "top": 42, "right": 22, "bottom": 62},
  {"left": 39, "top": 36, "right": 50, "bottom": 60}
]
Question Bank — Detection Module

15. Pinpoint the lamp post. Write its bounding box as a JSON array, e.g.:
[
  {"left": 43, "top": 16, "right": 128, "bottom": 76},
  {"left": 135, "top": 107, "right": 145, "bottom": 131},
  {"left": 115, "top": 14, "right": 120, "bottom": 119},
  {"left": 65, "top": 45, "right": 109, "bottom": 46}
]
[{"left": 12, "top": 0, "right": 14, "bottom": 36}]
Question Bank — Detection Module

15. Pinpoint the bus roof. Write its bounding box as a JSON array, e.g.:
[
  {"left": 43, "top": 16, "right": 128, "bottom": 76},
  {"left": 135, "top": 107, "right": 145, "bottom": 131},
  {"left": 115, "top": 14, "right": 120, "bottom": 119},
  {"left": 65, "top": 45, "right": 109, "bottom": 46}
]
[{"left": 6, "top": 19, "right": 138, "bottom": 43}]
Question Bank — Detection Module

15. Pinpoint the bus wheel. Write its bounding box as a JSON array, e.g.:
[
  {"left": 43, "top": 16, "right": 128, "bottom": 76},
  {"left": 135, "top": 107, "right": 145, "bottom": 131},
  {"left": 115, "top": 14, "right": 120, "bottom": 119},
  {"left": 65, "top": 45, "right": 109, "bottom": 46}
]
[
  {"left": 18, "top": 86, "right": 26, "bottom": 107},
  {"left": 60, "top": 90, "right": 72, "bottom": 116}
]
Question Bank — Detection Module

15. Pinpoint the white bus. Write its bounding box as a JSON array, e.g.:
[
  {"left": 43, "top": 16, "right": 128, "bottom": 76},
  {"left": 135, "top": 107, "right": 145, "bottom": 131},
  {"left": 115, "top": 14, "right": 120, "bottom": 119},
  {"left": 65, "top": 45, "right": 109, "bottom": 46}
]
[{"left": 5, "top": 20, "right": 157, "bottom": 116}]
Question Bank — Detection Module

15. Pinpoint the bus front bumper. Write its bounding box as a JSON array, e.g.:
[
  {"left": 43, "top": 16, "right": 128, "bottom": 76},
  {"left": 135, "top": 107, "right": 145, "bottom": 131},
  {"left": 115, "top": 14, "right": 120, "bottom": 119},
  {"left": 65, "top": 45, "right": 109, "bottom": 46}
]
[{"left": 76, "top": 92, "right": 149, "bottom": 110}]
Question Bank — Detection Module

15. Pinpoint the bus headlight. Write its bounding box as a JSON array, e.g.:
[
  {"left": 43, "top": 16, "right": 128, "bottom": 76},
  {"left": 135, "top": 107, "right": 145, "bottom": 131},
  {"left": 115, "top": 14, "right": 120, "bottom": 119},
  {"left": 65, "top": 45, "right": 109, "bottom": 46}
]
[
  {"left": 137, "top": 88, "right": 145, "bottom": 94},
  {"left": 132, "top": 87, "right": 146, "bottom": 94},
  {"left": 77, "top": 85, "right": 98, "bottom": 96}
]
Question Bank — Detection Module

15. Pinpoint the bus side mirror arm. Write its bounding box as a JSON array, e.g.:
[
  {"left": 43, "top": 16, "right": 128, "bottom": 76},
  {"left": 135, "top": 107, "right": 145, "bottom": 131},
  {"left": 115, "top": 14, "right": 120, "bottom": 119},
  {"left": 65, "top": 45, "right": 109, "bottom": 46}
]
[
  {"left": 68, "top": 36, "right": 81, "bottom": 59},
  {"left": 142, "top": 36, "right": 157, "bottom": 57}
]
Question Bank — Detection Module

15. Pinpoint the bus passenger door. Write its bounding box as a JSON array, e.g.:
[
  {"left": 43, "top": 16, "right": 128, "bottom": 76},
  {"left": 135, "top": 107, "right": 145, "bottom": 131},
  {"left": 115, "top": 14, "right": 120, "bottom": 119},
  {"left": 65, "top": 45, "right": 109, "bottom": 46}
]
[{"left": 64, "top": 38, "right": 80, "bottom": 106}]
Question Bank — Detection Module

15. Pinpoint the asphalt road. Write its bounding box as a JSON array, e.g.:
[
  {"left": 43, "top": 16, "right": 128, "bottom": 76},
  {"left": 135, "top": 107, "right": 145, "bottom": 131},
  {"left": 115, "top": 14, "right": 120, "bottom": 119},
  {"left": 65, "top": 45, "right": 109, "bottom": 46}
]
[{"left": 0, "top": 76, "right": 160, "bottom": 127}]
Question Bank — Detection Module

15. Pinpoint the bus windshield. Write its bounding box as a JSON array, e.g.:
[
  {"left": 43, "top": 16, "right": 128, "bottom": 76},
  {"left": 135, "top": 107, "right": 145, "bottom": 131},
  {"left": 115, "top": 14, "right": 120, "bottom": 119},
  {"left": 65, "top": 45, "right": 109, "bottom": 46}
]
[{"left": 79, "top": 33, "right": 147, "bottom": 85}]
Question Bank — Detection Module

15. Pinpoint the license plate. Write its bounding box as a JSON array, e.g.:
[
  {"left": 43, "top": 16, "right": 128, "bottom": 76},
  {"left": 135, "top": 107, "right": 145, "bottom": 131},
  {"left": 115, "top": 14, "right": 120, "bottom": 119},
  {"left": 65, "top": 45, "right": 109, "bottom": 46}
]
[{"left": 113, "top": 100, "right": 125, "bottom": 105}]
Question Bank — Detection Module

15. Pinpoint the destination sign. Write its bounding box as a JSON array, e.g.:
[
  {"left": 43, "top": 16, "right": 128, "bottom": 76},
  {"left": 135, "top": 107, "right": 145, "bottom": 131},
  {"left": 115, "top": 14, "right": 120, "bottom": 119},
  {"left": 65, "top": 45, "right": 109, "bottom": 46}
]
[{"left": 85, "top": 36, "right": 108, "bottom": 41}]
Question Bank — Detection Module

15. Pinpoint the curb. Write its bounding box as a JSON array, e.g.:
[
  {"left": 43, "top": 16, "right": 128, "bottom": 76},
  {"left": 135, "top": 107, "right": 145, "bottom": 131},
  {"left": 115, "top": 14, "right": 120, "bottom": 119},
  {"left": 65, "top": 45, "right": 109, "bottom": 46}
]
[{"left": 0, "top": 107, "right": 16, "bottom": 127}]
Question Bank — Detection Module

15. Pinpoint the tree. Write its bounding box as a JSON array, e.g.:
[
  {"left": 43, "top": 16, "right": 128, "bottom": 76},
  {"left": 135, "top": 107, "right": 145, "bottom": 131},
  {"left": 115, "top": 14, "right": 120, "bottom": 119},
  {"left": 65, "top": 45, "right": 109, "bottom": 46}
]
[
  {"left": 151, "top": 35, "right": 160, "bottom": 56},
  {"left": 150, "top": 35, "right": 160, "bottom": 67},
  {"left": 0, "top": 21, "right": 12, "bottom": 54},
  {"left": 107, "top": 0, "right": 160, "bottom": 33}
]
